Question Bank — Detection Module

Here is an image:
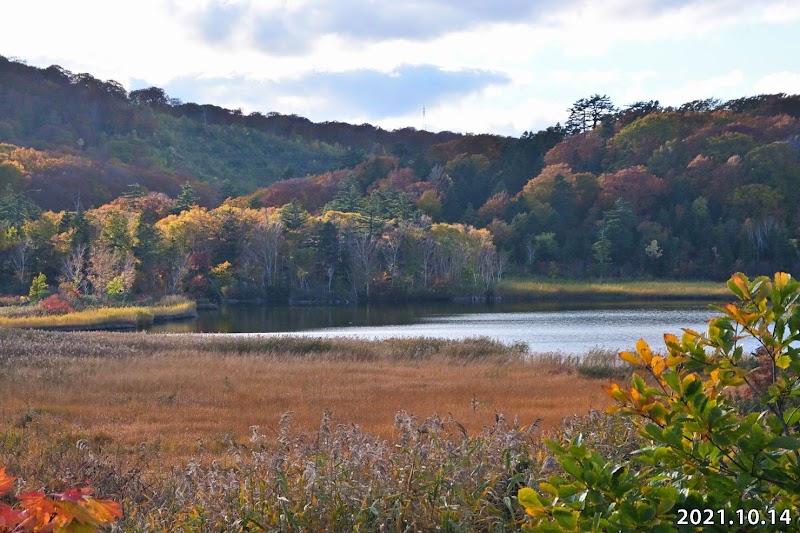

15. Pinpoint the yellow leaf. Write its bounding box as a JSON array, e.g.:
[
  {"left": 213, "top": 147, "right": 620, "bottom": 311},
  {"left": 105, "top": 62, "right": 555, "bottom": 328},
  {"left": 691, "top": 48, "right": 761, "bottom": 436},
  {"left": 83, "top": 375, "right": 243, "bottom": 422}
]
[
  {"left": 774, "top": 272, "right": 790, "bottom": 291},
  {"left": 538, "top": 482, "right": 558, "bottom": 496},
  {"left": 518, "top": 487, "right": 542, "bottom": 509},
  {"left": 603, "top": 383, "right": 627, "bottom": 402},
  {"left": 636, "top": 339, "right": 653, "bottom": 365},
  {"left": 665, "top": 354, "right": 687, "bottom": 368},
  {"left": 619, "top": 351, "right": 643, "bottom": 366},
  {"left": 681, "top": 329, "right": 701, "bottom": 343},
  {"left": 651, "top": 355, "right": 666, "bottom": 377},
  {"left": 776, "top": 353, "right": 791, "bottom": 369}
]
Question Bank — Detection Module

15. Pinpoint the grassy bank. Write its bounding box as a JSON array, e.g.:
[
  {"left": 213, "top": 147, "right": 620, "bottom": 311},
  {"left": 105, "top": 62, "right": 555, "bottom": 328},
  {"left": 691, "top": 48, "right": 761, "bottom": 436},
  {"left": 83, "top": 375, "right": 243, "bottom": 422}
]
[
  {"left": 496, "top": 277, "right": 729, "bottom": 300},
  {"left": 0, "top": 300, "right": 196, "bottom": 330},
  {"left": 0, "top": 330, "right": 635, "bottom": 529}
]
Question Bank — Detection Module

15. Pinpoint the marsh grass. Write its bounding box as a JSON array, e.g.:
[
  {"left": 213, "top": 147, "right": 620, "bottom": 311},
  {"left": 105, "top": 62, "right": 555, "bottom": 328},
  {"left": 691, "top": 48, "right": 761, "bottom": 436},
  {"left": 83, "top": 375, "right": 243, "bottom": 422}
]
[
  {"left": 0, "top": 300, "right": 196, "bottom": 329},
  {"left": 0, "top": 330, "right": 629, "bottom": 530},
  {"left": 529, "top": 348, "right": 633, "bottom": 380},
  {"left": 1, "top": 405, "right": 639, "bottom": 531},
  {"left": 497, "top": 277, "right": 728, "bottom": 299}
]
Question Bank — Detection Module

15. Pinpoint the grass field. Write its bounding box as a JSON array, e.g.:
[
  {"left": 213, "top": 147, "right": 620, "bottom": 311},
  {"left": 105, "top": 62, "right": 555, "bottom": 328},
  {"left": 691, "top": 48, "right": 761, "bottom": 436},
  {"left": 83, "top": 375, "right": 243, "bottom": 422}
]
[
  {"left": 496, "top": 277, "right": 730, "bottom": 299},
  {"left": 0, "top": 330, "right": 635, "bottom": 529},
  {"left": 0, "top": 331, "right": 615, "bottom": 461}
]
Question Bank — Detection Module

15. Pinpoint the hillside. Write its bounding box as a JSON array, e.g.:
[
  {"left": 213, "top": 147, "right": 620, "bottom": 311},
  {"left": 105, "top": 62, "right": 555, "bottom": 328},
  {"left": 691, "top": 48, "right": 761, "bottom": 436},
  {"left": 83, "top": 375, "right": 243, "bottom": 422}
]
[
  {"left": 1, "top": 54, "right": 800, "bottom": 301},
  {"left": 0, "top": 55, "right": 465, "bottom": 207}
]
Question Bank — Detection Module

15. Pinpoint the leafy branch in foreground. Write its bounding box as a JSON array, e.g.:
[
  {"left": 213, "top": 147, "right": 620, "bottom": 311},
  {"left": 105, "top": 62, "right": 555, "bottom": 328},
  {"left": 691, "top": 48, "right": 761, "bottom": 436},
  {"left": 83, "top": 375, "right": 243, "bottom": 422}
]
[
  {"left": 519, "top": 272, "right": 800, "bottom": 532},
  {"left": 0, "top": 466, "right": 121, "bottom": 532}
]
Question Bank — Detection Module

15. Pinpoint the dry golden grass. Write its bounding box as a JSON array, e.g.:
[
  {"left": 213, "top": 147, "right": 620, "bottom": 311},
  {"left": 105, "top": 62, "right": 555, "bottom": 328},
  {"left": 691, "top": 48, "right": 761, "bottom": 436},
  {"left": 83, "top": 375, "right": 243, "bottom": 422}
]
[
  {"left": 0, "top": 331, "right": 611, "bottom": 464},
  {"left": 0, "top": 300, "right": 196, "bottom": 329},
  {"left": 497, "top": 277, "right": 729, "bottom": 299}
]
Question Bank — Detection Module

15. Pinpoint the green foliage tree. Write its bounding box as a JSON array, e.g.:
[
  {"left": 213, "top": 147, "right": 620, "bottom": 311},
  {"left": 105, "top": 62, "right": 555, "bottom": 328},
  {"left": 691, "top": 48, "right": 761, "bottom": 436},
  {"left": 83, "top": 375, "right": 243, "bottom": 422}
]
[
  {"left": 519, "top": 272, "right": 800, "bottom": 531},
  {"left": 28, "top": 272, "right": 48, "bottom": 302}
]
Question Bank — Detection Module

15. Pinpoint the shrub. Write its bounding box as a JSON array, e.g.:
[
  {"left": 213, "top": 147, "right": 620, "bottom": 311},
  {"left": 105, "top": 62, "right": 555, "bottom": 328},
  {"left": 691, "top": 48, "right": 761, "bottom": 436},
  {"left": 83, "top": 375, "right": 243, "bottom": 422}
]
[
  {"left": 520, "top": 272, "right": 800, "bottom": 531},
  {"left": 0, "top": 465, "right": 121, "bottom": 531},
  {"left": 57, "top": 282, "right": 82, "bottom": 304},
  {"left": 0, "top": 296, "right": 23, "bottom": 307},
  {"left": 39, "top": 294, "right": 74, "bottom": 315}
]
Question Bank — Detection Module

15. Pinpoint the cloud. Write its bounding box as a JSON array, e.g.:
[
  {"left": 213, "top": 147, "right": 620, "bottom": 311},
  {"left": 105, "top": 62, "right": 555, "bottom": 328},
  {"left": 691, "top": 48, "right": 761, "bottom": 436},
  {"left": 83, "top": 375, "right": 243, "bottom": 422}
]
[
  {"left": 754, "top": 71, "right": 800, "bottom": 95},
  {"left": 193, "top": 1, "right": 249, "bottom": 43},
  {"left": 652, "top": 69, "right": 745, "bottom": 106},
  {"left": 284, "top": 65, "right": 508, "bottom": 118},
  {"left": 160, "top": 64, "right": 508, "bottom": 122},
  {"left": 181, "top": 0, "right": 573, "bottom": 55}
]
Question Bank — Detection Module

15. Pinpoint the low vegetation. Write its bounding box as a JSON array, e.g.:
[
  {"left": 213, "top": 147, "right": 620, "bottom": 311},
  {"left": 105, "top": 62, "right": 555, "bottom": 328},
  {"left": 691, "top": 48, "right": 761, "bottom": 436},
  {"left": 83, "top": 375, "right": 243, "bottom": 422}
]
[
  {"left": 0, "top": 297, "right": 195, "bottom": 329},
  {"left": 496, "top": 278, "right": 730, "bottom": 300},
  {"left": 521, "top": 272, "right": 800, "bottom": 531},
  {"left": 0, "top": 330, "right": 622, "bottom": 530}
]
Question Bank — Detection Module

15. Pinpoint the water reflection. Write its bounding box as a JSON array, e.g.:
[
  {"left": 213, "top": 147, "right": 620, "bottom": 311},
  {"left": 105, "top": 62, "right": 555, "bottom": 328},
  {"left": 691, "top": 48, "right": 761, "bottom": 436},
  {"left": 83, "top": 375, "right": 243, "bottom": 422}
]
[{"left": 148, "top": 300, "right": 730, "bottom": 355}]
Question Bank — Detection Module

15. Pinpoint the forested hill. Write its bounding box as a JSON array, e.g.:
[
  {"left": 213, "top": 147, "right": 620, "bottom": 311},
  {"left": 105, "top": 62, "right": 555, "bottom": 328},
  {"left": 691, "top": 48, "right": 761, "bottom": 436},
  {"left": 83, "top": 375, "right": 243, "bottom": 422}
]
[
  {"left": 0, "top": 54, "right": 465, "bottom": 207},
  {"left": 1, "top": 53, "right": 800, "bottom": 301}
]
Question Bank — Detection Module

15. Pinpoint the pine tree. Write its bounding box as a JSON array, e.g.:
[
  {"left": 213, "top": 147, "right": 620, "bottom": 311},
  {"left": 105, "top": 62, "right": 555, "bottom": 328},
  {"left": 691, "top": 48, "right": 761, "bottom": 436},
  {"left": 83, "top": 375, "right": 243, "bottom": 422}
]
[{"left": 174, "top": 182, "right": 199, "bottom": 214}]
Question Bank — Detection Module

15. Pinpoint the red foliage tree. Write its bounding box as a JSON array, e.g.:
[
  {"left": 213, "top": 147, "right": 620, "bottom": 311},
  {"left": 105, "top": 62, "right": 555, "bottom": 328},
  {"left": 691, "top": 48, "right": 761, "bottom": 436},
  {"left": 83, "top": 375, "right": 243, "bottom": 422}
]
[{"left": 597, "top": 166, "right": 669, "bottom": 214}]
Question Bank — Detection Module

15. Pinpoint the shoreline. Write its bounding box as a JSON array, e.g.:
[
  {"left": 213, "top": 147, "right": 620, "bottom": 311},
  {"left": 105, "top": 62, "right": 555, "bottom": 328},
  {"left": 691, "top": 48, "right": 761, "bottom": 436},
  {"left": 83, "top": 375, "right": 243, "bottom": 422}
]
[
  {"left": 0, "top": 302, "right": 197, "bottom": 331},
  {"left": 233, "top": 278, "right": 731, "bottom": 306}
]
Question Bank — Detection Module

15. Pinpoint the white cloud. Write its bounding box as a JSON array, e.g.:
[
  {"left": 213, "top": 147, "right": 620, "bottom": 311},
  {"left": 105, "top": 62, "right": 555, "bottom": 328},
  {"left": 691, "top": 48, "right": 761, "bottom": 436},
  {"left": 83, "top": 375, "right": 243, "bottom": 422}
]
[
  {"left": 0, "top": 0, "right": 797, "bottom": 136},
  {"left": 754, "top": 71, "right": 800, "bottom": 95},
  {"left": 652, "top": 69, "right": 745, "bottom": 106},
  {"left": 759, "top": 0, "right": 800, "bottom": 23}
]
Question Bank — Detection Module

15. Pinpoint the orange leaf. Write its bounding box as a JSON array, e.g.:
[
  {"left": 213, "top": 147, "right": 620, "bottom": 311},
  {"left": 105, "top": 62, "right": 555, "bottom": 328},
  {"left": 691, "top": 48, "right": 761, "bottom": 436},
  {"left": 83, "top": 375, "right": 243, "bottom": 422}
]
[
  {"left": 0, "top": 467, "right": 15, "bottom": 496},
  {"left": 663, "top": 333, "right": 679, "bottom": 347},
  {"left": 84, "top": 497, "right": 123, "bottom": 523},
  {"left": 731, "top": 273, "right": 750, "bottom": 298}
]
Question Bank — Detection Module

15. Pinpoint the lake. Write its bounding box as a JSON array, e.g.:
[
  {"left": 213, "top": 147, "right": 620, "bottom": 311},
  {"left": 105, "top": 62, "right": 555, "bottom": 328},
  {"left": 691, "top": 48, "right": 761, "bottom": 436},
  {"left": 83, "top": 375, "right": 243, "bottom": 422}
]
[{"left": 147, "top": 300, "right": 726, "bottom": 355}]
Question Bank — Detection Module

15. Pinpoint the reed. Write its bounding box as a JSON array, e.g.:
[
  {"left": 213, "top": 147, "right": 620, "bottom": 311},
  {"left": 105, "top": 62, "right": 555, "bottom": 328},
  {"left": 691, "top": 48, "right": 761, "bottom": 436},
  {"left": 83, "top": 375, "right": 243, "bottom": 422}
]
[
  {"left": 496, "top": 277, "right": 729, "bottom": 299},
  {"left": 0, "top": 300, "right": 196, "bottom": 330},
  {"left": 0, "top": 329, "right": 630, "bottom": 530}
]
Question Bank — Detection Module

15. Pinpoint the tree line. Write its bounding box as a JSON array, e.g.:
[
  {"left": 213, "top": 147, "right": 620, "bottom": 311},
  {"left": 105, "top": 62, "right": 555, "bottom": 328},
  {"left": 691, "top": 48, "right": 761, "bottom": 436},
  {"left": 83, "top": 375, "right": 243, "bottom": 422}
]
[{"left": 2, "top": 54, "right": 800, "bottom": 294}]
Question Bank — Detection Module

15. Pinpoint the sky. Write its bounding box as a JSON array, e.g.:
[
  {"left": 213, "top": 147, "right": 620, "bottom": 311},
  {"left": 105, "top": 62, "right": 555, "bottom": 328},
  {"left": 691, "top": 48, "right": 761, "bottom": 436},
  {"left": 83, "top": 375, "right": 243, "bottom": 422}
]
[{"left": 2, "top": 0, "right": 800, "bottom": 136}]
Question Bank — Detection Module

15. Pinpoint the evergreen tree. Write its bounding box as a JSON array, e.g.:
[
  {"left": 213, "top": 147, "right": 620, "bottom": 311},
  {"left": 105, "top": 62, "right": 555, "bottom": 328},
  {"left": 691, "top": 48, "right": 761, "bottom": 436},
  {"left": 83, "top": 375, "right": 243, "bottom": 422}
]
[
  {"left": 565, "top": 94, "right": 615, "bottom": 134},
  {"left": 324, "top": 173, "right": 363, "bottom": 213},
  {"left": 174, "top": 182, "right": 199, "bottom": 214},
  {"left": 280, "top": 200, "right": 309, "bottom": 230},
  {"left": 0, "top": 185, "right": 40, "bottom": 228}
]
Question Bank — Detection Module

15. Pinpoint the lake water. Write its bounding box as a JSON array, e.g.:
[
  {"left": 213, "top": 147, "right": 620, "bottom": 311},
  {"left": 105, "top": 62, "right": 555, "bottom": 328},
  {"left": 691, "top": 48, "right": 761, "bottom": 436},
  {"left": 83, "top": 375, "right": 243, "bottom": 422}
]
[{"left": 147, "top": 300, "right": 725, "bottom": 355}]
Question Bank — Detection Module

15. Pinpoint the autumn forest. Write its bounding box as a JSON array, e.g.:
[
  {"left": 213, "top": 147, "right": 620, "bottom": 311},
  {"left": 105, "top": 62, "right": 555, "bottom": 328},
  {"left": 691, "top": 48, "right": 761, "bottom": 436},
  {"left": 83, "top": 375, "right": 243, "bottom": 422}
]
[{"left": 1, "top": 54, "right": 800, "bottom": 302}]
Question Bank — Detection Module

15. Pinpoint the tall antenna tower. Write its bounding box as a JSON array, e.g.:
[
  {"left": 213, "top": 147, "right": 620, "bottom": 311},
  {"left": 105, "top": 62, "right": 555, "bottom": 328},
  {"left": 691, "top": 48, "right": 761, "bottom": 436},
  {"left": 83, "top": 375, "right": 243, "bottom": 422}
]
[{"left": 422, "top": 106, "right": 426, "bottom": 131}]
